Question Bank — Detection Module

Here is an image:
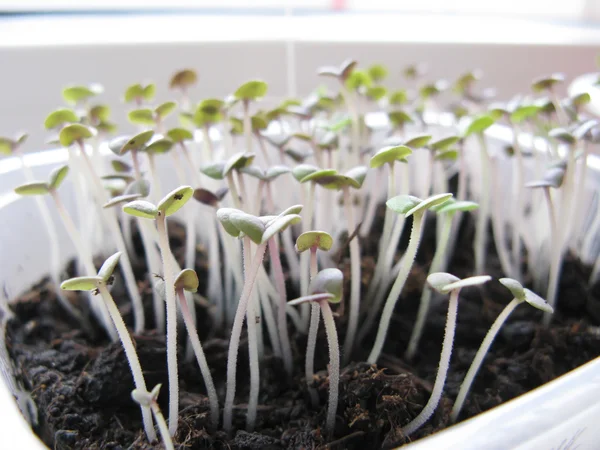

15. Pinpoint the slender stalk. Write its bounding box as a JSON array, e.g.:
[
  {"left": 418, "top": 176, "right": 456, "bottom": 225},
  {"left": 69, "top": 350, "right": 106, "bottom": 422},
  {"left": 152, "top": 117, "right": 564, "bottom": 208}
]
[
  {"left": 226, "top": 173, "right": 242, "bottom": 209},
  {"left": 266, "top": 182, "right": 300, "bottom": 286},
  {"left": 368, "top": 213, "right": 424, "bottom": 364},
  {"left": 176, "top": 290, "right": 219, "bottom": 428},
  {"left": 402, "top": 287, "right": 459, "bottom": 436},
  {"left": 342, "top": 186, "right": 361, "bottom": 364},
  {"left": 305, "top": 248, "right": 320, "bottom": 407},
  {"left": 360, "top": 168, "right": 382, "bottom": 238},
  {"left": 451, "top": 298, "right": 520, "bottom": 422},
  {"left": 207, "top": 214, "right": 224, "bottom": 329},
  {"left": 223, "top": 242, "right": 268, "bottom": 434},
  {"left": 243, "top": 237, "right": 261, "bottom": 432},
  {"left": 150, "top": 400, "right": 174, "bottom": 450},
  {"left": 269, "top": 237, "right": 293, "bottom": 375},
  {"left": 405, "top": 213, "right": 453, "bottom": 360},
  {"left": 139, "top": 220, "right": 165, "bottom": 333},
  {"left": 320, "top": 300, "right": 340, "bottom": 437},
  {"left": 490, "top": 158, "right": 514, "bottom": 277},
  {"left": 544, "top": 149, "right": 576, "bottom": 324},
  {"left": 97, "top": 283, "right": 156, "bottom": 442},
  {"left": 156, "top": 213, "right": 179, "bottom": 435},
  {"left": 243, "top": 101, "right": 253, "bottom": 154},
  {"left": 474, "top": 134, "right": 491, "bottom": 275},
  {"left": 339, "top": 85, "right": 360, "bottom": 167},
  {"left": 50, "top": 190, "right": 117, "bottom": 341},
  {"left": 511, "top": 126, "right": 525, "bottom": 280},
  {"left": 147, "top": 153, "right": 162, "bottom": 203}
]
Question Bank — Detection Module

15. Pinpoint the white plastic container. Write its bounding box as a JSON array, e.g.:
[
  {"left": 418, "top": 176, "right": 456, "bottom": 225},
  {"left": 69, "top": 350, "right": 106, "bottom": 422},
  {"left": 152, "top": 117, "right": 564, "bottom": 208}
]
[{"left": 1, "top": 123, "right": 599, "bottom": 449}]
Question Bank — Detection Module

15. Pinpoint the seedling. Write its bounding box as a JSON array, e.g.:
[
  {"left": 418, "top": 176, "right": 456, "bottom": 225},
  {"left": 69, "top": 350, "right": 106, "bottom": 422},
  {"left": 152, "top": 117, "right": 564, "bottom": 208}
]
[
  {"left": 124, "top": 82, "right": 156, "bottom": 106},
  {"left": 288, "top": 268, "right": 343, "bottom": 436},
  {"left": 460, "top": 114, "right": 496, "bottom": 276},
  {"left": 233, "top": 80, "right": 268, "bottom": 161},
  {"left": 170, "top": 68, "right": 198, "bottom": 112},
  {"left": 128, "top": 102, "right": 177, "bottom": 132},
  {"left": 363, "top": 145, "right": 413, "bottom": 308},
  {"left": 405, "top": 200, "right": 480, "bottom": 360},
  {"left": 318, "top": 59, "right": 361, "bottom": 162},
  {"left": 14, "top": 165, "right": 117, "bottom": 340},
  {"left": 295, "top": 230, "right": 334, "bottom": 406},
  {"left": 302, "top": 166, "right": 367, "bottom": 362},
  {"left": 402, "top": 273, "right": 491, "bottom": 436},
  {"left": 451, "top": 278, "right": 553, "bottom": 422},
  {"left": 62, "top": 123, "right": 146, "bottom": 333},
  {"left": 131, "top": 385, "right": 174, "bottom": 450},
  {"left": 123, "top": 185, "right": 194, "bottom": 435},
  {"left": 263, "top": 209, "right": 303, "bottom": 376},
  {"left": 368, "top": 193, "right": 453, "bottom": 364},
  {"left": 218, "top": 207, "right": 302, "bottom": 433},
  {"left": 173, "top": 269, "right": 219, "bottom": 428},
  {"left": 60, "top": 252, "right": 156, "bottom": 443}
]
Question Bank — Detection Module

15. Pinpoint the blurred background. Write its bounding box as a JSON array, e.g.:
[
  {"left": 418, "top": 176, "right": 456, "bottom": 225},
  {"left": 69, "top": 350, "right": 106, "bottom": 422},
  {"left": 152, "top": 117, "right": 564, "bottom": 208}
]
[{"left": 1, "top": 0, "right": 599, "bottom": 151}]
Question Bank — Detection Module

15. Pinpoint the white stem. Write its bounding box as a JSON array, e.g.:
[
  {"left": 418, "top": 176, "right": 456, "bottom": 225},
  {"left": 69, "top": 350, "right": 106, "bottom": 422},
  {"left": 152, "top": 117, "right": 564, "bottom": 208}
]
[
  {"left": 305, "top": 248, "right": 320, "bottom": 407},
  {"left": 342, "top": 186, "right": 361, "bottom": 364},
  {"left": 223, "top": 242, "right": 267, "bottom": 434},
  {"left": 207, "top": 214, "right": 224, "bottom": 328},
  {"left": 474, "top": 134, "right": 491, "bottom": 275},
  {"left": 176, "top": 290, "right": 219, "bottom": 428},
  {"left": 511, "top": 127, "right": 525, "bottom": 281},
  {"left": 320, "top": 300, "right": 340, "bottom": 436},
  {"left": 360, "top": 168, "right": 382, "bottom": 238},
  {"left": 490, "top": 158, "right": 514, "bottom": 277},
  {"left": 269, "top": 237, "right": 293, "bottom": 375},
  {"left": 405, "top": 213, "right": 453, "bottom": 360},
  {"left": 147, "top": 153, "right": 162, "bottom": 203},
  {"left": 156, "top": 214, "right": 179, "bottom": 436},
  {"left": 226, "top": 173, "right": 242, "bottom": 210},
  {"left": 451, "top": 298, "right": 521, "bottom": 422},
  {"left": 243, "top": 101, "right": 253, "bottom": 154},
  {"left": 368, "top": 213, "right": 424, "bottom": 364},
  {"left": 139, "top": 219, "right": 165, "bottom": 333},
  {"left": 97, "top": 283, "right": 155, "bottom": 442},
  {"left": 150, "top": 402, "right": 174, "bottom": 450},
  {"left": 402, "top": 287, "right": 459, "bottom": 437}
]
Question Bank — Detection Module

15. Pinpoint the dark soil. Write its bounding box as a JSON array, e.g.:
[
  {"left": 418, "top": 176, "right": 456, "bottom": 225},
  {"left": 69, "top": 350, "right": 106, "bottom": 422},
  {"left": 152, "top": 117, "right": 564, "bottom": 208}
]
[{"left": 5, "top": 211, "right": 600, "bottom": 450}]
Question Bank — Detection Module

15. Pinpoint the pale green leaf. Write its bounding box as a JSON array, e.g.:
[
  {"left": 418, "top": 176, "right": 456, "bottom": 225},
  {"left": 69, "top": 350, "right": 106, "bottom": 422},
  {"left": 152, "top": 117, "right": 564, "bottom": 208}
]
[{"left": 157, "top": 185, "right": 194, "bottom": 217}]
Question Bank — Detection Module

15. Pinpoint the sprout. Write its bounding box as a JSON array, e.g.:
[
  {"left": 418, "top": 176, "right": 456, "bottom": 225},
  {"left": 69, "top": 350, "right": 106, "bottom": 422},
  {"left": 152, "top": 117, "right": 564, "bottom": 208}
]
[
  {"left": 131, "top": 385, "right": 174, "bottom": 450},
  {"left": 124, "top": 82, "right": 156, "bottom": 105},
  {"left": 62, "top": 83, "right": 103, "bottom": 106},
  {"left": 451, "top": 278, "right": 553, "bottom": 422},
  {"left": 318, "top": 60, "right": 361, "bottom": 163},
  {"left": 217, "top": 208, "right": 283, "bottom": 433},
  {"left": 405, "top": 200, "right": 480, "bottom": 360},
  {"left": 295, "top": 230, "right": 333, "bottom": 407},
  {"left": 461, "top": 114, "right": 496, "bottom": 275},
  {"left": 123, "top": 185, "right": 194, "bottom": 436},
  {"left": 288, "top": 268, "right": 343, "bottom": 437},
  {"left": 262, "top": 209, "right": 303, "bottom": 377},
  {"left": 14, "top": 165, "right": 118, "bottom": 341},
  {"left": 402, "top": 273, "right": 491, "bottom": 437},
  {"left": 303, "top": 166, "right": 367, "bottom": 362},
  {"left": 60, "top": 252, "right": 156, "bottom": 443},
  {"left": 128, "top": 102, "right": 177, "bottom": 129},
  {"left": 173, "top": 269, "right": 219, "bottom": 428},
  {"left": 525, "top": 165, "right": 565, "bottom": 322},
  {"left": 368, "top": 193, "right": 453, "bottom": 364}
]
